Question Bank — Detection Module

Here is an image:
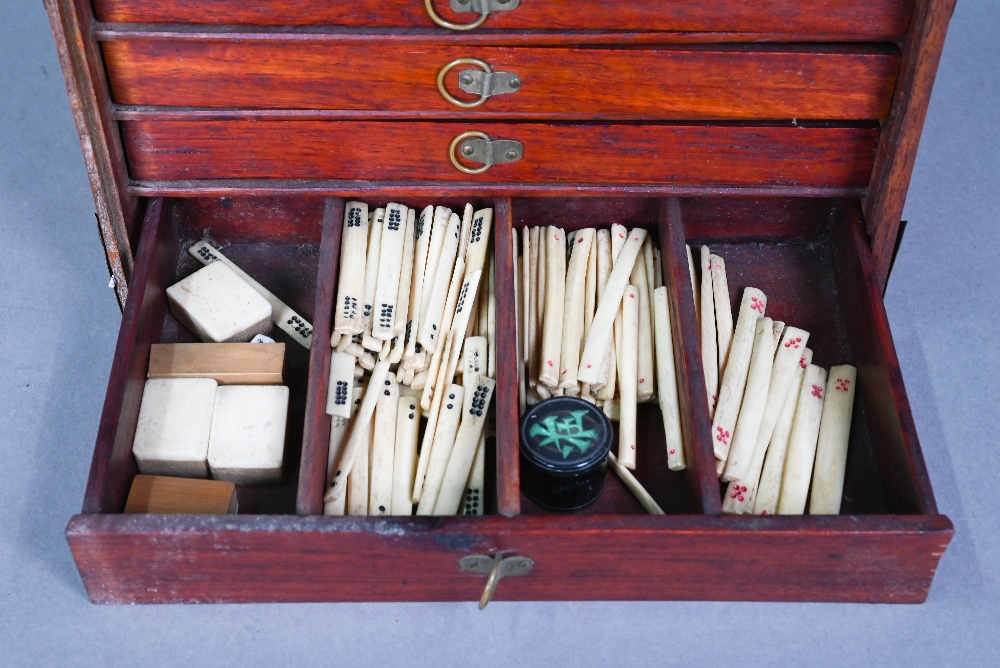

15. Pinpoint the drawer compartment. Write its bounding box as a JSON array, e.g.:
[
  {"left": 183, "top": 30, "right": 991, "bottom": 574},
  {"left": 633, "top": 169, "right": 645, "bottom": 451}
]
[
  {"left": 121, "top": 120, "right": 879, "bottom": 191},
  {"left": 68, "top": 193, "right": 951, "bottom": 604},
  {"left": 92, "top": 0, "right": 913, "bottom": 41},
  {"left": 103, "top": 40, "right": 899, "bottom": 121}
]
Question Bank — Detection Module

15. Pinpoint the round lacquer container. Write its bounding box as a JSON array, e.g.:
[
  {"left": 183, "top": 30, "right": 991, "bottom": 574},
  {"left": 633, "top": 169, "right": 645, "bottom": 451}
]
[{"left": 519, "top": 397, "right": 614, "bottom": 511}]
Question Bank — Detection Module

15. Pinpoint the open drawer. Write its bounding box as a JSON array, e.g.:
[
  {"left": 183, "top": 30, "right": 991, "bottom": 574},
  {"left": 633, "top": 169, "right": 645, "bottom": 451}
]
[{"left": 66, "top": 193, "right": 951, "bottom": 604}]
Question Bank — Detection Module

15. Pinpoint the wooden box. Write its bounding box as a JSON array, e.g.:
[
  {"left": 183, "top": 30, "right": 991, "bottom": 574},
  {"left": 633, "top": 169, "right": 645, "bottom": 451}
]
[{"left": 48, "top": 0, "right": 955, "bottom": 603}]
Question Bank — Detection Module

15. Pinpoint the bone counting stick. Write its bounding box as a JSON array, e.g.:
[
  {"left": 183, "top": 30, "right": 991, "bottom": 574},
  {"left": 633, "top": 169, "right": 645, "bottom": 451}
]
[
  {"left": 653, "top": 287, "right": 685, "bottom": 471},
  {"left": 700, "top": 246, "right": 719, "bottom": 414},
  {"left": 809, "top": 365, "right": 857, "bottom": 514},
  {"left": 359, "top": 208, "right": 385, "bottom": 333},
  {"left": 754, "top": 348, "right": 813, "bottom": 515},
  {"left": 415, "top": 383, "right": 466, "bottom": 515},
  {"left": 617, "top": 286, "right": 640, "bottom": 469},
  {"left": 538, "top": 226, "right": 567, "bottom": 389},
  {"left": 776, "top": 364, "right": 828, "bottom": 514},
  {"left": 390, "top": 395, "right": 421, "bottom": 515},
  {"left": 333, "top": 200, "right": 369, "bottom": 336},
  {"left": 711, "top": 254, "right": 734, "bottom": 375},
  {"left": 559, "top": 229, "right": 595, "bottom": 391},
  {"left": 434, "top": 377, "right": 496, "bottom": 515},
  {"left": 578, "top": 229, "right": 648, "bottom": 385},
  {"left": 710, "top": 287, "right": 766, "bottom": 465},
  {"left": 325, "top": 360, "right": 391, "bottom": 503},
  {"left": 721, "top": 317, "right": 777, "bottom": 482},
  {"left": 325, "top": 350, "right": 357, "bottom": 421},
  {"left": 368, "top": 372, "right": 399, "bottom": 516}
]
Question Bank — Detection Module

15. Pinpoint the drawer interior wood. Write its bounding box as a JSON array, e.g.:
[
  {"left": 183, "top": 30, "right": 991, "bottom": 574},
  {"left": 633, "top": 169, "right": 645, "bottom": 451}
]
[
  {"left": 102, "top": 39, "right": 899, "bottom": 122},
  {"left": 91, "top": 0, "right": 913, "bottom": 41}
]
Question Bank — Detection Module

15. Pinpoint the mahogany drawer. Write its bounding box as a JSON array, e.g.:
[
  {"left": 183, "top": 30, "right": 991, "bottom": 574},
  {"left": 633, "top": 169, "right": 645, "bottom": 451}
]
[
  {"left": 67, "top": 192, "right": 952, "bottom": 604},
  {"left": 92, "top": 0, "right": 913, "bottom": 42},
  {"left": 120, "top": 120, "right": 880, "bottom": 191},
  {"left": 102, "top": 39, "right": 900, "bottom": 121}
]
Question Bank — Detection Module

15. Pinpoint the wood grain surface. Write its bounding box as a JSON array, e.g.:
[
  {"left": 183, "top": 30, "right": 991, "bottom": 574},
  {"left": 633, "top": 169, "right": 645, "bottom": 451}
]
[
  {"left": 92, "top": 0, "right": 913, "bottom": 40},
  {"left": 121, "top": 120, "right": 880, "bottom": 189},
  {"left": 102, "top": 40, "right": 900, "bottom": 121}
]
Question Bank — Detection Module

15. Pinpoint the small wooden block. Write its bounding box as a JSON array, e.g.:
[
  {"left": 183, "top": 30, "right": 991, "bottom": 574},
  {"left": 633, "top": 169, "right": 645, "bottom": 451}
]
[
  {"left": 148, "top": 343, "right": 284, "bottom": 385},
  {"left": 124, "top": 475, "right": 238, "bottom": 515},
  {"left": 166, "top": 261, "right": 273, "bottom": 343},
  {"left": 207, "top": 385, "right": 289, "bottom": 485},
  {"left": 133, "top": 378, "right": 217, "bottom": 478}
]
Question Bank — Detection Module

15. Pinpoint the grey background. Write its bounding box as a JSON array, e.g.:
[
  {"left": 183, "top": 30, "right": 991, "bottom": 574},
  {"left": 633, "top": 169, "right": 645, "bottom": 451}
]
[{"left": 1, "top": 2, "right": 996, "bottom": 665}]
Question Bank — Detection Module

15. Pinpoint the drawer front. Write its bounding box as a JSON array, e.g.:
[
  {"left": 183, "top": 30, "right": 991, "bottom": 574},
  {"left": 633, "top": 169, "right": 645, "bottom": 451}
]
[
  {"left": 104, "top": 41, "right": 900, "bottom": 121},
  {"left": 122, "top": 120, "right": 878, "bottom": 189},
  {"left": 93, "top": 0, "right": 913, "bottom": 40}
]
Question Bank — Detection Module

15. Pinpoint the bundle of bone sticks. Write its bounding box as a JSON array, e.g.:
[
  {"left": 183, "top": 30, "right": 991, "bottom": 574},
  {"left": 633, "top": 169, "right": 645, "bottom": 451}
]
[
  {"left": 324, "top": 202, "right": 496, "bottom": 517},
  {"left": 689, "top": 245, "right": 858, "bottom": 515},
  {"left": 514, "top": 225, "right": 686, "bottom": 503}
]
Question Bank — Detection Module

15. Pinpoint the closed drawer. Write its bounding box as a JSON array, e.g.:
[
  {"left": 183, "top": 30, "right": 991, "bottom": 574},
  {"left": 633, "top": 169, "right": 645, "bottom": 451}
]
[
  {"left": 68, "top": 193, "right": 951, "bottom": 604},
  {"left": 103, "top": 40, "right": 900, "bottom": 121},
  {"left": 92, "top": 0, "right": 913, "bottom": 41},
  {"left": 121, "top": 120, "right": 879, "bottom": 190}
]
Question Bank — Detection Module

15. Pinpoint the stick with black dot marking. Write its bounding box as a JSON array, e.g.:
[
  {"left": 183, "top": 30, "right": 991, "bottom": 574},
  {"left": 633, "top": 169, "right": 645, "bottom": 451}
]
[
  {"left": 461, "top": 433, "right": 486, "bottom": 516},
  {"left": 391, "top": 394, "right": 420, "bottom": 515},
  {"left": 346, "top": 419, "right": 372, "bottom": 516},
  {"left": 412, "top": 332, "right": 455, "bottom": 502},
  {"left": 403, "top": 206, "right": 434, "bottom": 365},
  {"left": 359, "top": 207, "right": 385, "bottom": 336},
  {"left": 325, "top": 350, "right": 356, "bottom": 421},
  {"left": 434, "top": 377, "right": 495, "bottom": 514},
  {"left": 368, "top": 371, "right": 399, "bottom": 516},
  {"left": 333, "top": 200, "right": 369, "bottom": 337},
  {"left": 372, "top": 203, "right": 409, "bottom": 341},
  {"left": 324, "top": 386, "right": 363, "bottom": 516},
  {"left": 415, "top": 383, "right": 465, "bottom": 514},
  {"left": 418, "top": 212, "right": 462, "bottom": 355}
]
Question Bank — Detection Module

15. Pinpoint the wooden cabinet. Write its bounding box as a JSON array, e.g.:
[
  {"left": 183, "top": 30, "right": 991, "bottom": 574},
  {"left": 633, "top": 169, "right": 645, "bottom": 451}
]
[{"left": 48, "top": 0, "right": 955, "bottom": 604}]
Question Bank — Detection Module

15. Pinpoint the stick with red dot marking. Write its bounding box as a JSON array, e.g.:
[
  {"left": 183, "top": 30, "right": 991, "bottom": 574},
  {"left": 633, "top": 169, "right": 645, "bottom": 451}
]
[
  {"left": 632, "top": 241, "right": 655, "bottom": 403},
  {"left": 711, "top": 287, "right": 767, "bottom": 467},
  {"left": 777, "top": 363, "right": 828, "bottom": 514},
  {"left": 653, "top": 286, "right": 685, "bottom": 471},
  {"left": 617, "top": 285, "right": 640, "bottom": 469},
  {"left": 578, "top": 228, "right": 648, "bottom": 385},
  {"left": 722, "top": 317, "right": 776, "bottom": 483},
  {"left": 711, "top": 254, "right": 734, "bottom": 378},
  {"left": 594, "top": 228, "right": 618, "bottom": 401},
  {"left": 755, "top": 348, "right": 814, "bottom": 515},
  {"left": 539, "top": 226, "right": 567, "bottom": 389},
  {"left": 559, "top": 229, "right": 594, "bottom": 393},
  {"left": 580, "top": 229, "right": 599, "bottom": 403},
  {"left": 809, "top": 364, "right": 857, "bottom": 514}
]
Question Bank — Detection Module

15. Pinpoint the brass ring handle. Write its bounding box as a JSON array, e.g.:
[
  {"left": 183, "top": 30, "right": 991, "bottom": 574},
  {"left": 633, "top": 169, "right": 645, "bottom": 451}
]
[
  {"left": 425, "top": 0, "right": 488, "bottom": 31},
  {"left": 437, "top": 58, "right": 493, "bottom": 109},
  {"left": 478, "top": 554, "right": 504, "bottom": 609},
  {"left": 449, "top": 130, "right": 493, "bottom": 175}
]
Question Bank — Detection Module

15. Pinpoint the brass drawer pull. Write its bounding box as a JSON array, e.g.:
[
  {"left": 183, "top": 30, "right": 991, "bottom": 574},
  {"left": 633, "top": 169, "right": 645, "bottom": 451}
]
[
  {"left": 437, "top": 58, "right": 522, "bottom": 109},
  {"left": 460, "top": 554, "right": 534, "bottom": 608},
  {"left": 425, "top": 0, "right": 520, "bottom": 31},
  {"left": 449, "top": 131, "right": 523, "bottom": 174}
]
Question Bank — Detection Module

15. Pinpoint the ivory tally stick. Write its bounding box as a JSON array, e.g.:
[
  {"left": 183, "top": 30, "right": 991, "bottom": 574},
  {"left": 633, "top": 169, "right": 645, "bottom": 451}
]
[
  {"left": 722, "top": 317, "right": 776, "bottom": 482},
  {"left": 630, "top": 245, "right": 655, "bottom": 402},
  {"left": 419, "top": 257, "right": 467, "bottom": 411},
  {"left": 325, "top": 350, "right": 357, "bottom": 420},
  {"left": 324, "top": 387, "right": 362, "bottom": 516},
  {"left": 324, "top": 360, "right": 390, "bottom": 503},
  {"left": 595, "top": 229, "right": 617, "bottom": 401},
  {"left": 368, "top": 373, "right": 399, "bottom": 515},
  {"left": 434, "top": 377, "right": 496, "bottom": 515},
  {"left": 418, "top": 206, "right": 451, "bottom": 330},
  {"left": 392, "top": 210, "right": 416, "bottom": 339},
  {"left": 372, "top": 203, "right": 409, "bottom": 340},
  {"left": 522, "top": 226, "right": 532, "bottom": 364},
  {"left": 809, "top": 365, "right": 857, "bottom": 515},
  {"left": 391, "top": 395, "right": 420, "bottom": 515},
  {"left": 412, "top": 332, "right": 455, "bottom": 501},
  {"left": 578, "top": 228, "right": 648, "bottom": 385},
  {"left": 418, "top": 213, "right": 461, "bottom": 353},
  {"left": 513, "top": 233, "right": 525, "bottom": 411},
  {"left": 403, "top": 206, "right": 434, "bottom": 361},
  {"left": 581, "top": 230, "right": 599, "bottom": 399},
  {"left": 654, "top": 248, "right": 663, "bottom": 290},
  {"left": 610, "top": 224, "right": 627, "bottom": 376},
  {"left": 415, "top": 383, "right": 465, "bottom": 515},
  {"left": 487, "top": 252, "right": 496, "bottom": 378},
  {"left": 458, "top": 203, "right": 473, "bottom": 263},
  {"left": 538, "top": 226, "right": 567, "bottom": 388},
  {"left": 608, "top": 451, "right": 664, "bottom": 515},
  {"left": 754, "top": 348, "right": 813, "bottom": 515},
  {"left": 559, "top": 229, "right": 595, "bottom": 390},
  {"left": 345, "top": 420, "right": 372, "bottom": 516},
  {"left": 686, "top": 245, "right": 699, "bottom": 330},
  {"left": 653, "top": 287, "right": 685, "bottom": 471},
  {"left": 360, "top": 208, "right": 384, "bottom": 332},
  {"left": 461, "top": 433, "right": 486, "bottom": 515},
  {"left": 527, "top": 226, "right": 541, "bottom": 388},
  {"left": 463, "top": 336, "right": 488, "bottom": 380},
  {"left": 643, "top": 239, "right": 657, "bottom": 395},
  {"left": 711, "top": 254, "right": 734, "bottom": 378},
  {"left": 465, "top": 208, "right": 494, "bottom": 277},
  {"left": 617, "top": 285, "right": 640, "bottom": 469},
  {"left": 700, "top": 246, "right": 719, "bottom": 414},
  {"left": 711, "top": 287, "right": 767, "bottom": 463},
  {"left": 777, "top": 364, "right": 828, "bottom": 515},
  {"left": 333, "top": 201, "right": 369, "bottom": 335}
]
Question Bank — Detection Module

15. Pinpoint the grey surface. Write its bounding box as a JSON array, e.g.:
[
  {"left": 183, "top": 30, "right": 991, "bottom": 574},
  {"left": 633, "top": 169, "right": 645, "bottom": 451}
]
[{"left": 1, "top": 2, "right": 997, "bottom": 666}]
